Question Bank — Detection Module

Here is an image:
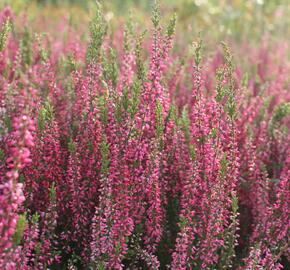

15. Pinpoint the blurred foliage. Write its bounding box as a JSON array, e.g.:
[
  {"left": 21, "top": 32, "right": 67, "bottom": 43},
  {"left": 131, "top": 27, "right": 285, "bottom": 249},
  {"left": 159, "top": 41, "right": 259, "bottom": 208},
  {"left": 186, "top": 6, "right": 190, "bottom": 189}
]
[{"left": 1, "top": 0, "right": 289, "bottom": 45}]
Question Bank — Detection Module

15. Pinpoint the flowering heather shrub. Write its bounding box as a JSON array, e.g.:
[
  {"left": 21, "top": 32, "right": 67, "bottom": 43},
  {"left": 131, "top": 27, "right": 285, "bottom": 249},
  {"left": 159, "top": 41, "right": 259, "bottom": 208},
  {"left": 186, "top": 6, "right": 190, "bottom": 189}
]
[{"left": 0, "top": 3, "right": 289, "bottom": 270}]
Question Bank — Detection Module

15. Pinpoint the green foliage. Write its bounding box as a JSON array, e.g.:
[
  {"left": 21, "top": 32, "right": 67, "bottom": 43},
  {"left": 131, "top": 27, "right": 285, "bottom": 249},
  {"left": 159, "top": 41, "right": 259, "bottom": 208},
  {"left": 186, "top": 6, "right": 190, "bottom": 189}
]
[
  {"left": 114, "top": 97, "right": 124, "bottom": 124},
  {"left": 32, "top": 212, "right": 40, "bottom": 224},
  {"left": 157, "top": 188, "right": 181, "bottom": 267},
  {"left": 156, "top": 100, "right": 164, "bottom": 148},
  {"left": 36, "top": 33, "right": 50, "bottom": 62},
  {"left": 100, "top": 135, "right": 110, "bottom": 175},
  {"left": 270, "top": 102, "right": 290, "bottom": 138},
  {"left": 60, "top": 53, "right": 79, "bottom": 75},
  {"left": 220, "top": 154, "right": 228, "bottom": 174},
  {"left": 102, "top": 48, "right": 119, "bottom": 89},
  {"left": 222, "top": 43, "right": 238, "bottom": 121},
  {"left": 48, "top": 182, "right": 57, "bottom": 204},
  {"left": 216, "top": 43, "right": 238, "bottom": 121},
  {"left": 96, "top": 261, "right": 106, "bottom": 270},
  {"left": 114, "top": 84, "right": 139, "bottom": 124},
  {"left": 122, "top": 88, "right": 130, "bottom": 113},
  {"left": 151, "top": 0, "right": 161, "bottom": 28},
  {"left": 232, "top": 194, "right": 239, "bottom": 213},
  {"left": 221, "top": 42, "right": 234, "bottom": 72},
  {"left": 219, "top": 194, "right": 239, "bottom": 269},
  {"left": 12, "top": 213, "right": 28, "bottom": 246},
  {"left": 0, "top": 18, "right": 11, "bottom": 52},
  {"left": 86, "top": 3, "right": 108, "bottom": 64},
  {"left": 0, "top": 148, "right": 6, "bottom": 162},
  {"left": 215, "top": 67, "right": 226, "bottom": 103},
  {"left": 19, "top": 27, "right": 34, "bottom": 67},
  {"left": 272, "top": 102, "right": 290, "bottom": 125},
  {"left": 226, "top": 95, "right": 238, "bottom": 120},
  {"left": 241, "top": 72, "right": 249, "bottom": 87},
  {"left": 68, "top": 137, "right": 76, "bottom": 154},
  {"left": 181, "top": 106, "right": 197, "bottom": 159},
  {"left": 166, "top": 13, "right": 177, "bottom": 37},
  {"left": 38, "top": 101, "right": 55, "bottom": 131},
  {"left": 131, "top": 80, "right": 141, "bottom": 118},
  {"left": 123, "top": 11, "right": 134, "bottom": 52},
  {"left": 134, "top": 30, "right": 147, "bottom": 81},
  {"left": 97, "top": 96, "right": 109, "bottom": 126},
  {"left": 168, "top": 103, "right": 180, "bottom": 127},
  {"left": 193, "top": 35, "right": 203, "bottom": 68}
]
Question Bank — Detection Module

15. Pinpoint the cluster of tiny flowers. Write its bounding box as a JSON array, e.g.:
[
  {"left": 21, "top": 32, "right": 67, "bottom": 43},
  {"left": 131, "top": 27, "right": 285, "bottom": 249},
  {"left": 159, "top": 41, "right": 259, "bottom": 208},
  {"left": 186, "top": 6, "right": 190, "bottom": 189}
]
[
  {"left": 0, "top": 115, "right": 35, "bottom": 264},
  {"left": 0, "top": 4, "right": 289, "bottom": 270}
]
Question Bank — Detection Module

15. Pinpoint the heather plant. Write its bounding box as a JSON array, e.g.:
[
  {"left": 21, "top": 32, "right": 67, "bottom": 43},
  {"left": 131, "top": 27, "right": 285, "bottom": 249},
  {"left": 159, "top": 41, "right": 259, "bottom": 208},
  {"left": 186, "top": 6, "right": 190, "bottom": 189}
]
[{"left": 0, "top": 1, "right": 289, "bottom": 270}]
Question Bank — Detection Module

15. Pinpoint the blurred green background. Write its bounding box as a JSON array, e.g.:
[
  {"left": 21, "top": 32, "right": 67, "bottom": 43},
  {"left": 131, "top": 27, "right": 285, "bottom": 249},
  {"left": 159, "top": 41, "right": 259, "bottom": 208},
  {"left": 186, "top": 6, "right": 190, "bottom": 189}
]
[{"left": 1, "top": 0, "right": 289, "bottom": 45}]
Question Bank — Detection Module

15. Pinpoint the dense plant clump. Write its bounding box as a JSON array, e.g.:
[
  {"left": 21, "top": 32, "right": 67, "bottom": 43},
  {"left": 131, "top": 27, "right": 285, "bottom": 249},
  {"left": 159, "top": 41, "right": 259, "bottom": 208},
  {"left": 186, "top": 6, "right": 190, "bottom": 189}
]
[{"left": 0, "top": 3, "right": 289, "bottom": 270}]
